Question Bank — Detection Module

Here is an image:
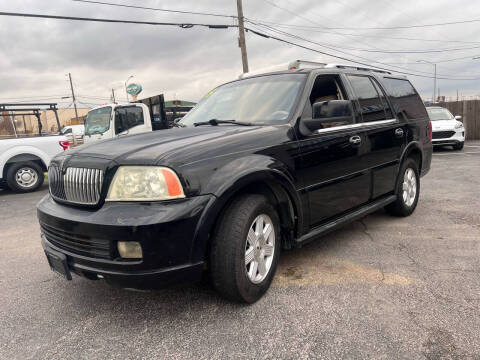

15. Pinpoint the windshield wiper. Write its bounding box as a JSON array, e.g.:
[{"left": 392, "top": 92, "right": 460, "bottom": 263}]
[{"left": 193, "top": 119, "right": 254, "bottom": 127}]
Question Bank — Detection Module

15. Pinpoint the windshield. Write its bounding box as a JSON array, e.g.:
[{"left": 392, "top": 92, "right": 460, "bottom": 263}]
[
  {"left": 85, "top": 106, "right": 112, "bottom": 135},
  {"left": 427, "top": 108, "right": 454, "bottom": 121},
  {"left": 179, "top": 74, "right": 306, "bottom": 127}
]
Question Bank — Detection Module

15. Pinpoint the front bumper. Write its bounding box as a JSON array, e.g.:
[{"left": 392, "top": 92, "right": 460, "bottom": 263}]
[
  {"left": 37, "top": 194, "right": 214, "bottom": 289},
  {"left": 432, "top": 128, "right": 464, "bottom": 145}
]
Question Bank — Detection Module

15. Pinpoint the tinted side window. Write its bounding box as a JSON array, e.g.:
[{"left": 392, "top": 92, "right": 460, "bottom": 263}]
[
  {"left": 371, "top": 78, "right": 393, "bottom": 119},
  {"left": 115, "top": 106, "right": 144, "bottom": 134},
  {"left": 347, "top": 75, "right": 387, "bottom": 122},
  {"left": 381, "top": 78, "right": 427, "bottom": 120}
]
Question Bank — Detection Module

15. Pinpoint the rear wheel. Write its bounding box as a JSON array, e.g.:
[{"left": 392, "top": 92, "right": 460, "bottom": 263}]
[
  {"left": 6, "top": 161, "right": 44, "bottom": 193},
  {"left": 385, "top": 158, "right": 420, "bottom": 217},
  {"left": 210, "top": 194, "right": 281, "bottom": 303},
  {"left": 453, "top": 142, "right": 464, "bottom": 150}
]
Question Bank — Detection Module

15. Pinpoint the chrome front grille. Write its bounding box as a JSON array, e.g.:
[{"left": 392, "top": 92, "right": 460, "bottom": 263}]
[{"left": 49, "top": 165, "right": 104, "bottom": 205}]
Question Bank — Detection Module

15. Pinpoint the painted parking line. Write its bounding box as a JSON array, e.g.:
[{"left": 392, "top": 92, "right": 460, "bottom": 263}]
[
  {"left": 465, "top": 145, "right": 480, "bottom": 148},
  {"left": 433, "top": 151, "right": 480, "bottom": 156}
]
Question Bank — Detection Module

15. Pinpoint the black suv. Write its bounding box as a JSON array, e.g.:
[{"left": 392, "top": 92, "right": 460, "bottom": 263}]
[{"left": 37, "top": 61, "right": 432, "bottom": 303}]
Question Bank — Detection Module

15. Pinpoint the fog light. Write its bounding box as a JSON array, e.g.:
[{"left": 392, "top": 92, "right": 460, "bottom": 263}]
[{"left": 117, "top": 241, "right": 143, "bottom": 259}]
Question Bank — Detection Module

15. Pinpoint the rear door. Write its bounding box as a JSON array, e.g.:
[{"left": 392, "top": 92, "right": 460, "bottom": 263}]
[{"left": 345, "top": 74, "right": 405, "bottom": 199}]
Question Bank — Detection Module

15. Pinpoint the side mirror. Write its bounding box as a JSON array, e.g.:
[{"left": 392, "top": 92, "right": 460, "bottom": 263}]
[
  {"left": 302, "top": 100, "right": 354, "bottom": 132},
  {"left": 455, "top": 115, "right": 462, "bottom": 121}
]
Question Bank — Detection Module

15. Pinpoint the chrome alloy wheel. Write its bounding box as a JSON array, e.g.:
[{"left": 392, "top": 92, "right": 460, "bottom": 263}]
[
  {"left": 15, "top": 167, "right": 38, "bottom": 188},
  {"left": 245, "top": 214, "right": 275, "bottom": 284},
  {"left": 402, "top": 168, "right": 417, "bottom": 207}
]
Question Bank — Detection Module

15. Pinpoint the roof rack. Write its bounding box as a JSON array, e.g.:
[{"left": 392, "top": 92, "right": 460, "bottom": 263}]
[
  {"left": 324, "top": 63, "right": 391, "bottom": 74},
  {"left": 287, "top": 60, "right": 391, "bottom": 74}
]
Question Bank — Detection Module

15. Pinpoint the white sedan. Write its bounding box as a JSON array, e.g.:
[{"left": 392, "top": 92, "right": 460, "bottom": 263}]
[{"left": 427, "top": 107, "right": 465, "bottom": 150}]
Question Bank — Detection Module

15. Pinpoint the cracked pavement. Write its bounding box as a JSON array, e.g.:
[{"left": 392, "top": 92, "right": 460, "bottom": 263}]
[{"left": 1, "top": 141, "right": 479, "bottom": 359}]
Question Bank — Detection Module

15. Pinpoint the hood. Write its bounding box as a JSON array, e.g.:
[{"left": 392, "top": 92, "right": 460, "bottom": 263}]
[
  {"left": 64, "top": 125, "right": 276, "bottom": 167},
  {"left": 431, "top": 119, "right": 456, "bottom": 131}
]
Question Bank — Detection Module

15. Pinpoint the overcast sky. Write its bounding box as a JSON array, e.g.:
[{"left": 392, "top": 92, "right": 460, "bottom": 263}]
[{"left": 1, "top": 0, "right": 480, "bottom": 108}]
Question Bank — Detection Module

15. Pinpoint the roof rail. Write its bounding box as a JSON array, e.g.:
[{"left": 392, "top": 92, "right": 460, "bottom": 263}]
[
  {"left": 324, "top": 63, "right": 391, "bottom": 74},
  {"left": 288, "top": 60, "right": 327, "bottom": 70},
  {"left": 287, "top": 60, "right": 391, "bottom": 74}
]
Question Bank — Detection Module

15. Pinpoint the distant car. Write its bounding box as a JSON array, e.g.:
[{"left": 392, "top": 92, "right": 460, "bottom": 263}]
[
  {"left": 60, "top": 125, "right": 84, "bottom": 137},
  {"left": 426, "top": 107, "right": 465, "bottom": 150}
]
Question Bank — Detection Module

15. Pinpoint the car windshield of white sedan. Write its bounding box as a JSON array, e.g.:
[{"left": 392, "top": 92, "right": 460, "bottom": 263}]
[
  {"left": 179, "top": 74, "right": 306, "bottom": 126},
  {"left": 427, "top": 108, "right": 454, "bottom": 121}
]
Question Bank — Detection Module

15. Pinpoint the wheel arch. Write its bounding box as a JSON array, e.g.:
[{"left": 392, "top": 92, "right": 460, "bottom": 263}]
[
  {"left": 2, "top": 153, "right": 47, "bottom": 179},
  {"left": 189, "top": 168, "right": 304, "bottom": 264},
  {"left": 394, "top": 142, "right": 423, "bottom": 196},
  {"left": 400, "top": 142, "right": 423, "bottom": 173}
]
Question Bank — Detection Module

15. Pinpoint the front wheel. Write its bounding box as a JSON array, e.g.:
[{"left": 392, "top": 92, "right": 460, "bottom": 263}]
[
  {"left": 453, "top": 142, "right": 464, "bottom": 150},
  {"left": 210, "top": 194, "right": 281, "bottom": 303},
  {"left": 6, "top": 161, "right": 44, "bottom": 193},
  {"left": 385, "top": 158, "right": 420, "bottom": 217}
]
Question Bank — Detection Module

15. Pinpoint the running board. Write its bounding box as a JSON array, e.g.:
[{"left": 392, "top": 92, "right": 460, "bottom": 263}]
[{"left": 295, "top": 195, "right": 397, "bottom": 247}]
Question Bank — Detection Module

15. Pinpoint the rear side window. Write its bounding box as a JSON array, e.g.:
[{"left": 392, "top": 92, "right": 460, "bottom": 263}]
[
  {"left": 115, "top": 106, "right": 144, "bottom": 134},
  {"left": 346, "top": 75, "right": 390, "bottom": 122},
  {"left": 381, "top": 78, "right": 427, "bottom": 120}
]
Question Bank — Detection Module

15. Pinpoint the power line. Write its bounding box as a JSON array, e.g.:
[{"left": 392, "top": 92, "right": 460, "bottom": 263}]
[
  {"left": 0, "top": 11, "right": 237, "bottom": 29},
  {"left": 71, "top": 0, "right": 236, "bottom": 19},
  {"left": 248, "top": 22, "right": 480, "bottom": 78},
  {"left": 247, "top": 20, "right": 480, "bottom": 54},
  {"left": 320, "top": 18, "right": 480, "bottom": 31},
  {"left": 2, "top": 10, "right": 479, "bottom": 81},
  {"left": 246, "top": 23, "right": 438, "bottom": 78},
  {"left": 247, "top": 20, "right": 480, "bottom": 45},
  {"left": 255, "top": 1, "right": 480, "bottom": 31},
  {"left": 0, "top": 94, "right": 70, "bottom": 100},
  {"left": 245, "top": 26, "right": 480, "bottom": 81}
]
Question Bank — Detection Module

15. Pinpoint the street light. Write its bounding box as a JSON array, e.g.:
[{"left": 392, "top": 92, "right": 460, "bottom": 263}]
[
  {"left": 417, "top": 60, "right": 437, "bottom": 103},
  {"left": 125, "top": 75, "right": 134, "bottom": 102}
]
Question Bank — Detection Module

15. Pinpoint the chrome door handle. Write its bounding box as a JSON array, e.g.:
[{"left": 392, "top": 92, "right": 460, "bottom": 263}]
[
  {"left": 395, "top": 128, "right": 404, "bottom": 137},
  {"left": 349, "top": 135, "right": 361, "bottom": 145}
]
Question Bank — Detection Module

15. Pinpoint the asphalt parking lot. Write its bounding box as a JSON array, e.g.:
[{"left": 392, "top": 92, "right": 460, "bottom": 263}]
[{"left": 1, "top": 142, "right": 479, "bottom": 360}]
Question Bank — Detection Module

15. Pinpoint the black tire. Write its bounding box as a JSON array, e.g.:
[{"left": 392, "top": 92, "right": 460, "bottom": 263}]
[
  {"left": 6, "top": 161, "right": 44, "bottom": 193},
  {"left": 385, "top": 158, "right": 420, "bottom": 217},
  {"left": 453, "top": 142, "right": 464, "bottom": 150},
  {"left": 210, "top": 194, "right": 281, "bottom": 303}
]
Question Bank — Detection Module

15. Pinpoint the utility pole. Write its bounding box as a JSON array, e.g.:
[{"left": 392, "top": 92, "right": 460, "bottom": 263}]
[
  {"left": 236, "top": 0, "right": 249, "bottom": 73},
  {"left": 68, "top": 73, "right": 79, "bottom": 123},
  {"left": 111, "top": 88, "right": 116, "bottom": 102}
]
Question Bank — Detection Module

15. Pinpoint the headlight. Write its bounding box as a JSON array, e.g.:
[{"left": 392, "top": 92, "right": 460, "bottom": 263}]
[
  {"left": 455, "top": 121, "right": 464, "bottom": 129},
  {"left": 106, "top": 166, "right": 185, "bottom": 201}
]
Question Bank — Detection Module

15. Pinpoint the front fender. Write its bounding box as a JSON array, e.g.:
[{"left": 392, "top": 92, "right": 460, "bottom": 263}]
[{"left": 188, "top": 155, "right": 303, "bottom": 263}]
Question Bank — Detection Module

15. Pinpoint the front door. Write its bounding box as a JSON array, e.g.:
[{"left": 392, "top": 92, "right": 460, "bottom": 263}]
[{"left": 296, "top": 74, "right": 371, "bottom": 227}]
